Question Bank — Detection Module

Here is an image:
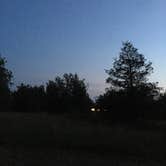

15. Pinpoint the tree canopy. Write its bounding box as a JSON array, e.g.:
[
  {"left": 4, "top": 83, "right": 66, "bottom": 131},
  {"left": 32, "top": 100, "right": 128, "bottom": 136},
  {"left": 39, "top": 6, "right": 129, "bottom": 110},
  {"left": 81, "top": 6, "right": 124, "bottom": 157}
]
[
  {"left": 46, "top": 73, "right": 92, "bottom": 113},
  {"left": 12, "top": 84, "right": 45, "bottom": 112},
  {"left": 0, "top": 56, "right": 13, "bottom": 109},
  {"left": 96, "top": 42, "right": 160, "bottom": 121},
  {"left": 106, "top": 41, "right": 153, "bottom": 92}
]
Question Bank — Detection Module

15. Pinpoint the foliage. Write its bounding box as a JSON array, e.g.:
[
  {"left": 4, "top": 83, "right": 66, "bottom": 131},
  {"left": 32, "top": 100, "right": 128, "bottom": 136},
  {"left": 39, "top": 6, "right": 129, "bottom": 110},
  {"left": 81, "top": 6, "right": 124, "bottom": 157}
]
[
  {"left": 0, "top": 56, "right": 13, "bottom": 109},
  {"left": 46, "top": 73, "right": 92, "bottom": 113},
  {"left": 99, "top": 42, "right": 160, "bottom": 121},
  {"left": 12, "top": 73, "right": 92, "bottom": 113},
  {"left": 12, "top": 84, "right": 45, "bottom": 112},
  {"left": 106, "top": 41, "right": 153, "bottom": 92}
]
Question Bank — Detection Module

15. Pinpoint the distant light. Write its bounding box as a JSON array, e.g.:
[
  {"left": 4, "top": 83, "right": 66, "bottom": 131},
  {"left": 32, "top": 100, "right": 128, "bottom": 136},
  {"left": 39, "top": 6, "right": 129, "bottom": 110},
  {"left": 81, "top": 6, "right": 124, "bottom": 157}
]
[
  {"left": 91, "top": 108, "right": 95, "bottom": 112},
  {"left": 96, "top": 108, "right": 101, "bottom": 112}
]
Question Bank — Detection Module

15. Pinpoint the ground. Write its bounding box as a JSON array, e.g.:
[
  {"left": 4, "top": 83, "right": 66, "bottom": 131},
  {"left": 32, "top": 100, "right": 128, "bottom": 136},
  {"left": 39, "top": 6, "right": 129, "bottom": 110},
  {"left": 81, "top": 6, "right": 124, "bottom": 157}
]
[{"left": 0, "top": 112, "right": 166, "bottom": 165}]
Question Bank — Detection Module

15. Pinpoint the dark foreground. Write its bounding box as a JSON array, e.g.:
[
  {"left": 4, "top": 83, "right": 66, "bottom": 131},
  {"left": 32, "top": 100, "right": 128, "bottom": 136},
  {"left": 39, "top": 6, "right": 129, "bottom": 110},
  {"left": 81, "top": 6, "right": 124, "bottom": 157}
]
[
  {"left": 1, "top": 146, "right": 166, "bottom": 166},
  {"left": 0, "top": 112, "right": 166, "bottom": 165}
]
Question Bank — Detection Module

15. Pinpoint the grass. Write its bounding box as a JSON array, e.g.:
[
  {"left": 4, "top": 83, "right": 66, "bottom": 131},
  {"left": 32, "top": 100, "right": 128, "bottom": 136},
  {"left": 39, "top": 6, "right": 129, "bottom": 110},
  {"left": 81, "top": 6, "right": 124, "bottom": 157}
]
[{"left": 0, "top": 112, "right": 166, "bottom": 165}]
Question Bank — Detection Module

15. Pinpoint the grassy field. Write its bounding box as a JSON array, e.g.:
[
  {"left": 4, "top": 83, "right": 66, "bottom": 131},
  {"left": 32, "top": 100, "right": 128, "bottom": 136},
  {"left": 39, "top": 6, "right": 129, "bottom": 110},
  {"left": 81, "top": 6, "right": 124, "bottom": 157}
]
[{"left": 0, "top": 112, "right": 166, "bottom": 165}]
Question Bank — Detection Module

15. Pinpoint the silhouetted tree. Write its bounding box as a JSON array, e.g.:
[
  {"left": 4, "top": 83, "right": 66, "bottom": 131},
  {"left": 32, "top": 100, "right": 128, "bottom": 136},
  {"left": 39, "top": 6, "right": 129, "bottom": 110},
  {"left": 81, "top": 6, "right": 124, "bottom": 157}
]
[
  {"left": 46, "top": 73, "right": 92, "bottom": 113},
  {"left": 12, "top": 83, "right": 45, "bottom": 112},
  {"left": 103, "top": 42, "right": 159, "bottom": 121},
  {"left": 46, "top": 77, "right": 66, "bottom": 113},
  {"left": 106, "top": 41, "right": 153, "bottom": 93},
  {"left": 0, "top": 56, "right": 12, "bottom": 110},
  {"left": 63, "top": 73, "right": 91, "bottom": 112},
  {"left": 96, "top": 88, "right": 126, "bottom": 111},
  {"left": 156, "top": 92, "right": 166, "bottom": 119},
  {"left": 96, "top": 88, "right": 128, "bottom": 122}
]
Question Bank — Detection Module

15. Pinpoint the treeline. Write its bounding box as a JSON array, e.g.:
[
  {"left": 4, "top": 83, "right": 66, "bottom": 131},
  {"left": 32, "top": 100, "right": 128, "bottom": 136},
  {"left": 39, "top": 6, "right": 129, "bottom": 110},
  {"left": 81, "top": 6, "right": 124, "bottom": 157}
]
[
  {"left": 0, "top": 56, "right": 92, "bottom": 113},
  {"left": 1, "top": 41, "right": 166, "bottom": 122},
  {"left": 11, "top": 74, "right": 92, "bottom": 113}
]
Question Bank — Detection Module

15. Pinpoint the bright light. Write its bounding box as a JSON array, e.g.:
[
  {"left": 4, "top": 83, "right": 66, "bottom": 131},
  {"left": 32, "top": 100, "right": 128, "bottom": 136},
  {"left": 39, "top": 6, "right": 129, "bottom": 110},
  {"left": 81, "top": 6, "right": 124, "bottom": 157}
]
[{"left": 90, "top": 108, "right": 95, "bottom": 112}]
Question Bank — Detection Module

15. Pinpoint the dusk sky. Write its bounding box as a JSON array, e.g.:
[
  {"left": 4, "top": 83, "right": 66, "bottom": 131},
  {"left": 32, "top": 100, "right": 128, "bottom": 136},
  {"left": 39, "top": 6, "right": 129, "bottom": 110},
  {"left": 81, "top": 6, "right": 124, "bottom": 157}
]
[{"left": 0, "top": 0, "right": 166, "bottom": 98}]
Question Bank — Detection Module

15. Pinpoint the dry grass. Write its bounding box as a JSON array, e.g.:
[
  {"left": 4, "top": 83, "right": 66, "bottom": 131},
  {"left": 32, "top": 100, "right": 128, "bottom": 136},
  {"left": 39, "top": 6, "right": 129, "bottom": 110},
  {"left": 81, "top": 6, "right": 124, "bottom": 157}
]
[{"left": 0, "top": 112, "right": 166, "bottom": 165}]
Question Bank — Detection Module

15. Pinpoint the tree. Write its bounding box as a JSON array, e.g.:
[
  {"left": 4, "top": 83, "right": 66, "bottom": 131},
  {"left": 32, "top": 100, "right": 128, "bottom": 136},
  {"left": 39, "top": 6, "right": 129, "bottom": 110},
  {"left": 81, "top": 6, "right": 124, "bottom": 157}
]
[
  {"left": 0, "top": 56, "right": 13, "bottom": 109},
  {"left": 12, "top": 84, "right": 45, "bottom": 112},
  {"left": 96, "top": 88, "right": 126, "bottom": 110},
  {"left": 46, "top": 76, "right": 66, "bottom": 113},
  {"left": 106, "top": 41, "right": 153, "bottom": 93},
  {"left": 46, "top": 73, "right": 92, "bottom": 113},
  {"left": 104, "top": 42, "right": 159, "bottom": 120}
]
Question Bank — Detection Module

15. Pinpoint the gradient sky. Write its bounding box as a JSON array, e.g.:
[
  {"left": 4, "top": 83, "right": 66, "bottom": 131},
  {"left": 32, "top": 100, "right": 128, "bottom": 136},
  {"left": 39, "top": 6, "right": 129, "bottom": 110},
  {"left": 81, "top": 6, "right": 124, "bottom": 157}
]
[{"left": 0, "top": 0, "right": 166, "bottom": 98}]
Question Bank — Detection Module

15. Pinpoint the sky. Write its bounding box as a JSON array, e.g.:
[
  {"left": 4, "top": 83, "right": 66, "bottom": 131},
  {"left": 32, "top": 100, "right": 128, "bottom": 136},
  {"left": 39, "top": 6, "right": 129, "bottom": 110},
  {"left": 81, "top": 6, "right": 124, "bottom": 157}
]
[{"left": 0, "top": 0, "right": 166, "bottom": 98}]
